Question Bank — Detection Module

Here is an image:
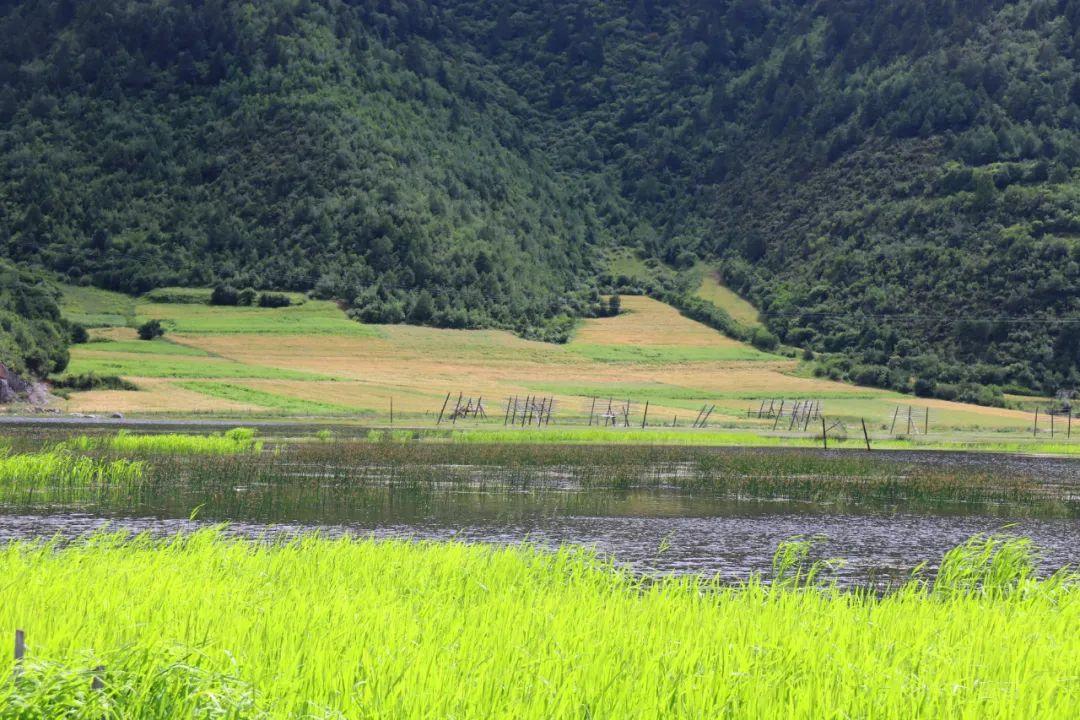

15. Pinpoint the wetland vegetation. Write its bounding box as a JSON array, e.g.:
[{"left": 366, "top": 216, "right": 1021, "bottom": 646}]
[{"left": 0, "top": 424, "right": 1075, "bottom": 717}]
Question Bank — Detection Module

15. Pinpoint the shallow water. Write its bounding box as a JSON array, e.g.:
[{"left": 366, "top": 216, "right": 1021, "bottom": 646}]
[
  {"left": 2, "top": 488, "right": 1077, "bottom": 584},
  {"left": 2, "top": 423, "right": 1079, "bottom": 583}
]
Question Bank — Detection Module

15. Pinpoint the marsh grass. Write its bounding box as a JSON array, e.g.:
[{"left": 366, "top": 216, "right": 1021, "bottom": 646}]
[
  {"left": 63, "top": 428, "right": 263, "bottom": 456},
  {"left": 135, "top": 442, "right": 1073, "bottom": 517},
  {"left": 0, "top": 450, "right": 145, "bottom": 504},
  {"left": 0, "top": 530, "right": 1076, "bottom": 718}
]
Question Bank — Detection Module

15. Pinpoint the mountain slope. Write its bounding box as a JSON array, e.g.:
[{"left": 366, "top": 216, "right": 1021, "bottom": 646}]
[
  {"left": 438, "top": 0, "right": 1080, "bottom": 398},
  {"left": 0, "top": 0, "right": 608, "bottom": 340},
  {"left": 1, "top": 0, "right": 1078, "bottom": 396}
]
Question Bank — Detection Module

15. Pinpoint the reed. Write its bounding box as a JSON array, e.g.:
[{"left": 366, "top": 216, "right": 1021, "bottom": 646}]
[
  {"left": 138, "top": 441, "right": 1073, "bottom": 516},
  {"left": 0, "top": 531, "right": 1076, "bottom": 718}
]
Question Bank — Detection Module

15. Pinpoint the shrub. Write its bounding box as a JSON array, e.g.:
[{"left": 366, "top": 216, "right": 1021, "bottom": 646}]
[
  {"left": 70, "top": 324, "right": 90, "bottom": 344},
  {"left": 210, "top": 285, "right": 240, "bottom": 306},
  {"left": 607, "top": 294, "right": 621, "bottom": 317},
  {"left": 914, "top": 377, "right": 936, "bottom": 397},
  {"left": 238, "top": 288, "right": 257, "bottom": 306},
  {"left": 52, "top": 373, "right": 138, "bottom": 391},
  {"left": 257, "top": 293, "right": 291, "bottom": 308},
  {"left": 750, "top": 327, "right": 780, "bottom": 352},
  {"left": 137, "top": 319, "right": 165, "bottom": 340}
]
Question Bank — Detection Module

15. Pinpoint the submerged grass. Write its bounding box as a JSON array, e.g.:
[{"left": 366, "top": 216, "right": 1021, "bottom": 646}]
[
  {"left": 129, "top": 441, "right": 1075, "bottom": 518},
  {"left": 0, "top": 530, "right": 1076, "bottom": 718}
]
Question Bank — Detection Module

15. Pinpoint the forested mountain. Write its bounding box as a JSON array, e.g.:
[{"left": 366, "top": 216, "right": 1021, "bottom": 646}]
[{"left": 1, "top": 0, "right": 1078, "bottom": 398}]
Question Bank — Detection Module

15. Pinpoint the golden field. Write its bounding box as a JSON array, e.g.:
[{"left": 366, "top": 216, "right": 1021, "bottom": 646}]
[{"left": 48, "top": 286, "right": 1053, "bottom": 443}]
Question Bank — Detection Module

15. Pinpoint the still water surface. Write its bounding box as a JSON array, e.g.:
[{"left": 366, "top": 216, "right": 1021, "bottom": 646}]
[{"left": 2, "top": 480, "right": 1077, "bottom": 584}]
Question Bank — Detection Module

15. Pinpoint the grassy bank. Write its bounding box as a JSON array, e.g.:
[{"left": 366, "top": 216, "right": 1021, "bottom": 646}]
[{"left": 1, "top": 531, "right": 1076, "bottom": 718}]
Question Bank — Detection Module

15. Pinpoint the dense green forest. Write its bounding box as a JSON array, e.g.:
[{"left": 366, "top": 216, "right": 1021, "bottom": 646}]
[
  {"left": 1, "top": 0, "right": 1078, "bottom": 398},
  {"left": 0, "top": 259, "right": 70, "bottom": 377}
]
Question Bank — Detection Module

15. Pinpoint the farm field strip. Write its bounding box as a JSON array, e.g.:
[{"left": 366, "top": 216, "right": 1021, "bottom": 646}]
[{"left": 51, "top": 287, "right": 1057, "bottom": 445}]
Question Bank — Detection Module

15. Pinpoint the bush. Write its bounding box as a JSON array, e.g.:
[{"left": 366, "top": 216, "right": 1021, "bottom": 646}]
[
  {"left": 750, "top": 327, "right": 780, "bottom": 352},
  {"left": 70, "top": 324, "right": 90, "bottom": 344},
  {"left": 137, "top": 319, "right": 165, "bottom": 340},
  {"left": 52, "top": 373, "right": 138, "bottom": 391},
  {"left": 142, "top": 288, "right": 211, "bottom": 304},
  {"left": 258, "top": 293, "right": 292, "bottom": 308},
  {"left": 914, "top": 377, "right": 936, "bottom": 397},
  {"left": 607, "top": 294, "right": 621, "bottom": 317},
  {"left": 210, "top": 285, "right": 239, "bottom": 306},
  {"left": 238, "top": 288, "right": 257, "bottom": 306}
]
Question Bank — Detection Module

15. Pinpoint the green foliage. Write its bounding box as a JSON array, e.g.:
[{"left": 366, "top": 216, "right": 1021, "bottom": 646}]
[
  {"left": 210, "top": 285, "right": 240, "bottom": 306},
  {"left": 2, "top": 0, "right": 1079, "bottom": 396},
  {"left": 51, "top": 373, "right": 138, "bottom": 392},
  {"left": 257, "top": 293, "right": 291, "bottom": 309},
  {"left": 136, "top": 319, "right": 165, "bottom": 341},
  {"left": 0, "top": 0, "right": 606, "bottom": 341},
  {"left": 0, "top": 450, "right": 145, "bottom": 501},
  {"left": 0, "top": 260, "right": 71, "bottom": 377},
  {"left": 607, "top": 294, "right": 621, "bottom": 317}
]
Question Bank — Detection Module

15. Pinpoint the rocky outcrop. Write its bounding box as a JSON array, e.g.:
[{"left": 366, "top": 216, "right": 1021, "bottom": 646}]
[{"left": 0, "top": 363, "right": 51, "bottom": 407}]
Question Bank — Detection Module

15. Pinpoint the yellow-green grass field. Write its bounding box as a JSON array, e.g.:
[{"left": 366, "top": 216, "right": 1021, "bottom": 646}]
[
  {"left": 45, "top": 284, "right": 1073, "bottom": 453},
  {"left": 2, "top": 530, "right": 1077, "bottom": 718}
]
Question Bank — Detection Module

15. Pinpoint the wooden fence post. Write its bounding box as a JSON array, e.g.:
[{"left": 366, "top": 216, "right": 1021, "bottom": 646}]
[
  {"left": 821, "top": 415, "right": 828, "bottom": 450},
  {"left": 14, "top": 629, "right": 24, "bottom": 676},
  {"left": 641, "top": 401, "right": 650, "bottom": 429},
  {"left": 436, "top": 392, "right": 451, "bottom": 425},
  {"left": 861, "top": 418, "right": 872, "bottom": 451},
  {"left": 1034, "top": 408, "right": 1039, "bottom": 438}
]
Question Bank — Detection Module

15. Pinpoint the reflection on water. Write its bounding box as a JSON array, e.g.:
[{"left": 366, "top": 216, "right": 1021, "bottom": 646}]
[{"left": 1, "top": 485, "right": 1077, "bottom": 585}]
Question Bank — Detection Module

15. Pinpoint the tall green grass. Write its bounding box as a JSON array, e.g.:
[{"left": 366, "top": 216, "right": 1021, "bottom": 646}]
[
  {"left": 0, "top": 531, "right": 1076, "bottom": 718},
  {"left": 0, "top": 450, "right": 144, "bottom": 502},
  {"left": 64, "top": 428, "right": 263, "bottom": 455}
]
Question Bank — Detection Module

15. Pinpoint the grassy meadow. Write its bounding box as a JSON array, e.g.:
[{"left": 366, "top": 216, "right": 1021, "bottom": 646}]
[
  {"left": 1, "top": 530, "right": 1076, "bottom": 718},
  {"left": 43, "top": 283, "right": 1074, "bottom": 454}
]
